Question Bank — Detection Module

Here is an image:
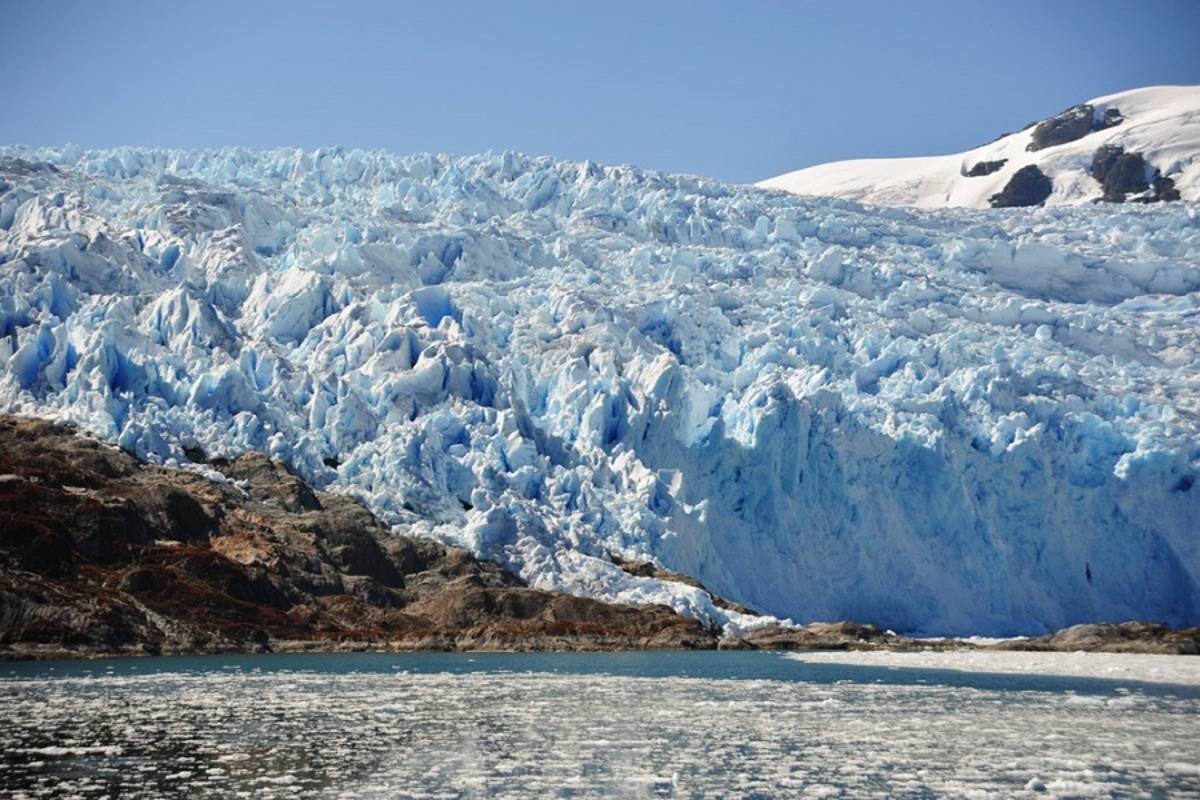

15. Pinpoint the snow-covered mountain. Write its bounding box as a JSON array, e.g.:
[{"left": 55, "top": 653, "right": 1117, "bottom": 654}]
[
  {"left": 759, "top": 86, "right": 1200, "bottom": 208},
  {"left": 1, "top": 145, "right": 1198, "bottom": 635}
]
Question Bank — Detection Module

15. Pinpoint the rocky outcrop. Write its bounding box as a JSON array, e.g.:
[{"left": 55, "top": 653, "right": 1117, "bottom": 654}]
[
  {"left": 989, "top": 165, "right": 1053, "bottom": 207},
  {"left": 0, "top": 416, "right": 714, "bottom": 658},
  {"left": 718, "top": 620, "right": 1200, "bottom": 654},
  {"left": 963, "top": 159, "right": 1006, "bottom": 177},
  {"left": 991, "top": 621, "right": 1200, "bottom": 655},
  {"left": 718, "top": 621, "right": 963, "bottom": 652},
  {"left": 1027, "top": 104, "right": 1093, "bottom": 151},
  {"left": 721, "top": 621, "right": 906, "bottom": 651},
  {"left": 1027, "top": 104, "right": 1122, "bottom": 152},
  {"left": 1095, "top": 107, "right": 1124, "bottom": 131},
  {"left": 1091, "top": 145, "right": 1149, "bottom": 201},
  {"left": 1144, "top": 175, "right": 1182, "bottom": 203},
  {"left": 1090, "top": 145, "right": 1183, "bottom": 203}
]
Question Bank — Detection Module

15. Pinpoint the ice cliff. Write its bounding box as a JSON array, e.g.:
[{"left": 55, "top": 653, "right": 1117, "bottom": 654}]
[{"left": 1, "top": 145, "right": 1197, "bottom": 635}]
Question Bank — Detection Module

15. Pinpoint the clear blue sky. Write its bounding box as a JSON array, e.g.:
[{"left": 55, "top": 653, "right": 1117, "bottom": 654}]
[{"left": 4, "top": 0, "right": 1199, "bottom": 183}]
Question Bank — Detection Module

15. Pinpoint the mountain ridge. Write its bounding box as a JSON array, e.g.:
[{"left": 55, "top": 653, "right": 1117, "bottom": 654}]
[{"left": 759, "top": 85, "right": 1200, "bottom": 208}]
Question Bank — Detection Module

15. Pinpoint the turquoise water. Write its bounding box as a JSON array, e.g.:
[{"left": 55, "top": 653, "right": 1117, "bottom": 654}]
[{"left": 2, "top": 652, "right": 1198, "bottom": 798}]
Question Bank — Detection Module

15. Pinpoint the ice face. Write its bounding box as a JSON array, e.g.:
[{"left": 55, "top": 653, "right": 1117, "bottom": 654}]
[{"left": 0, "top": 145, "right": 1197, "bottom": 635}]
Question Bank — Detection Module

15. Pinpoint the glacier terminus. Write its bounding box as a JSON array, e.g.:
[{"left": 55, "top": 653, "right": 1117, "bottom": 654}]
[{"left": 0, "top": 145, "right": 1197, "bottom": 637}]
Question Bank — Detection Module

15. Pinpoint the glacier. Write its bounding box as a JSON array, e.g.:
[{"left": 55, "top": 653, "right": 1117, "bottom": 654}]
[{"left": 0, "top": 145, "right": 1198, "bottom": 636}]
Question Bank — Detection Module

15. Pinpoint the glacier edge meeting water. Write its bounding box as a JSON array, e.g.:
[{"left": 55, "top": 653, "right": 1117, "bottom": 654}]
[{"left": 0, "top": 145, "right": 1197, "bottom": 636}]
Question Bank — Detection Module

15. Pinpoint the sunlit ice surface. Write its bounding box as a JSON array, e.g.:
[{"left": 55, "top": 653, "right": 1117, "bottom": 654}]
[{"left": 3, "top": 147, "right": 1200, "bottom": 636}]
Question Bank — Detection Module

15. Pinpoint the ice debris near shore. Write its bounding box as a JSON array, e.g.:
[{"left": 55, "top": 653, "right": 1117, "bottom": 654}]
[{"left": 0, "top": 145, "right": 1198, "bottom": 635}]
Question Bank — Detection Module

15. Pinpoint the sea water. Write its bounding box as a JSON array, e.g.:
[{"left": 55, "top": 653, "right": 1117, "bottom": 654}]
[{"left": 2, "top": 651, "right": 1198, "bottom": 798}]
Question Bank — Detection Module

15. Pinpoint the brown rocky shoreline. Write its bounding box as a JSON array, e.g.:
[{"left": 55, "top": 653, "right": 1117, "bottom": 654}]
[{"left": 2, "top": 415, "right": 1197, "bottom": 661}]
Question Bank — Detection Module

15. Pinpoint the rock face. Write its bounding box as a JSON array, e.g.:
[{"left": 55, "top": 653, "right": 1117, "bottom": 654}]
[
  {"left": 1095, "top": 107, "right": 1125, "bottom": 131},
  {"left": 1026, "top": 104, "right": 1123, "bottom": 152},
  {"left": 0, "top": 416, "right": 714, "bottom": 658},
  {"left": 1147, "top": 175, "right": 1182, "bottom": 202},
  {"left": 1091, "top": 146, "right": 1149, "bottom": 201},
  {"left": 963, "top": 159, "right": 1006, "bottom": 177},
  {"left": 988, "top": 165, "right": 1053, "bottom": 207},
  {"left": 1026, "top": 105, "right": 1098, "bottom": 151},
  {"left": 1090, "top": 145, "right": 1185, "bottom": 203},
  {"left": 993, "top": 621, "right": 1200, "bottom": 655}
]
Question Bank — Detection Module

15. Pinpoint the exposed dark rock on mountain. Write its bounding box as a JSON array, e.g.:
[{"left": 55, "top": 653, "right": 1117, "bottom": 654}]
[
  {"left": 1026, "top": 104, "right": 1122, "bottom": 152},
  {"left": 1090, "top": 144, "right": 1125, "bottom": 182},
  {"left": 1027, "top": 104, "right": 1094, "bottom": 151},
  {"left": 992, "top": 621, "right": 1200, "bottom": 655},
  {"left": 1144, "top": 175, "right": 1182, "bottom": 203},
  {"left": 1091, "top": 145, "right": 1184, "bottom": 203},
  {"left": 963, "top": 159, "right": 1007, "bottom": 177},
  {"left": 0, "top": 416, "right": 713, "bottom": 658},
  {"left": 1095, "top": 107, "right": 1124, "bottom": 131},
  {"left": 1091, "top": 145, "right": 1149, "bottom": 202},
  {"left": 989, "top": 165, "right": 1053, "bottom": 207}
]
